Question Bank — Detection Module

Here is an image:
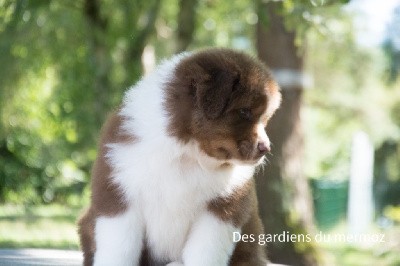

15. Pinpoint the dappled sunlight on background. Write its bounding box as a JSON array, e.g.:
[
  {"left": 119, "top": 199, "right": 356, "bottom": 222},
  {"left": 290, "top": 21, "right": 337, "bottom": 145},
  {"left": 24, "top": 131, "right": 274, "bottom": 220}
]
[{"left": 0, "top": 0, "right": 400, "bottom": 265}]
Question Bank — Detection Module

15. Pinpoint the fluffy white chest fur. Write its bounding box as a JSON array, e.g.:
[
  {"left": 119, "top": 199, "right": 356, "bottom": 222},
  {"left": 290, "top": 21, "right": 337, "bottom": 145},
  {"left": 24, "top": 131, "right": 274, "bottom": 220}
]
[{"left": 94, "top": 55, "right": 255, "bottom": 265}]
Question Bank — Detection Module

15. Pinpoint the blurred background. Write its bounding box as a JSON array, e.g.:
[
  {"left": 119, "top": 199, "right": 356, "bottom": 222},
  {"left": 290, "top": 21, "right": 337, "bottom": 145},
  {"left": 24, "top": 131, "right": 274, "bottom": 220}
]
[{"left": 0, "top": 0, "right": 400, "bottom": 265}]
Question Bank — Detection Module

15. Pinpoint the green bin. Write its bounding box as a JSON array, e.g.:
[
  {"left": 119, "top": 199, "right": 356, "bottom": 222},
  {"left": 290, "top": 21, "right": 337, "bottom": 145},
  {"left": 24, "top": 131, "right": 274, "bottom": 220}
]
[{"left": 310, "top": 179, "right": 348, "bottom": 230}]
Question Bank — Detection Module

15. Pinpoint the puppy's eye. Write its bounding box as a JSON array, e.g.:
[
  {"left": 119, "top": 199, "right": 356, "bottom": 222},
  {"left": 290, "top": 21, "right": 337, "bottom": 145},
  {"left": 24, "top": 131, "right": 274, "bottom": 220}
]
[{"left": 238, "top": 108, "right": 252, "bottom": 121}]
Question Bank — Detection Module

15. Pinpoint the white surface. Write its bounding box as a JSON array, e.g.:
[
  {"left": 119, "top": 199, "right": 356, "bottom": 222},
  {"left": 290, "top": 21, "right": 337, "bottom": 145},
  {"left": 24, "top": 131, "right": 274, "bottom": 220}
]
[
  {"left": 348, "top": 131, "right": 374, "bottom": 235},
  {"left": 0, "top": 249, "right": 82, "bottom": 266}
]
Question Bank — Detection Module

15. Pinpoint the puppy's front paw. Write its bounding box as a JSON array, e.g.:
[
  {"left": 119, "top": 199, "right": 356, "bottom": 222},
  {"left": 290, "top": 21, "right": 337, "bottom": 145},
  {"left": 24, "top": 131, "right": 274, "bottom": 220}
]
[{"left": 166, "top": 262, "right": 184, "bottom": 266}]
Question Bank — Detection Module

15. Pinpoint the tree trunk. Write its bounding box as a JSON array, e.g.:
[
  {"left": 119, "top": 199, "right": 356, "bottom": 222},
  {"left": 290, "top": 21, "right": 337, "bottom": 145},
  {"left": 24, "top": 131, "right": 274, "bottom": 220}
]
[
  {"left": 125, "top": 0, "right": 161, "bottom": 86},
  {"left": 175, "top": 0, "right": 198, "bottom": 53},
  {"left": 255, "top": 1, "right": 320, "bottom": 265},
  {"left": 84, "top": 0, "right": 111, "bottom": 126}
]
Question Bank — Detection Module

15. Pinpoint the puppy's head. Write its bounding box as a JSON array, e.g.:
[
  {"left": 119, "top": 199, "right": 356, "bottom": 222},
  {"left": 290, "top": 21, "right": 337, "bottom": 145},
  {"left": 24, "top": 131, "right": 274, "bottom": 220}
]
[{"left": 166, "top": 48, "right": 281, "bottom": 165}]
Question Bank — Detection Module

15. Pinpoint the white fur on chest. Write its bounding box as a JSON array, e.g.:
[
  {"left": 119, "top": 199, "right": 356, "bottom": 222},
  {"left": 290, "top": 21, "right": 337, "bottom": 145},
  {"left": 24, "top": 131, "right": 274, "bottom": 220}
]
[
  {"left": 107, "top": 140, "right": 254, "bottom": 261},
  {"left": 102, "top": 54, "right": 255, "bottom": 262}
]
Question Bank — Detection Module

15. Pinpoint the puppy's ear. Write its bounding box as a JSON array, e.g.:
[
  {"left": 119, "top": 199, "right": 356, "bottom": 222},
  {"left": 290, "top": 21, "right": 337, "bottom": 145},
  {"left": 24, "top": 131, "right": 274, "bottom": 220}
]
[{"left": 196, "top": 71, "right": 238, "bottom": 119}]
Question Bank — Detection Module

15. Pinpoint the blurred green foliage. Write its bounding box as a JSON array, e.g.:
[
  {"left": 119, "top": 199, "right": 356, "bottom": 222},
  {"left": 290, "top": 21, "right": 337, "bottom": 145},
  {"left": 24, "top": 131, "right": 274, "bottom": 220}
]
[
  {"left": 0, "top": 0, "right": 168, "bottom": 204},
  {"left": 383, "top": 6, "right": 400, "bottom": 85},
  {"left": 374, "top": 140, "right": 400, "bottom": 217},
  {"left": 0, "top": 0, "right": 399, "bottom": 206},
  {"left": 303, "top": 6, "right": 400, "bottom": 181}
]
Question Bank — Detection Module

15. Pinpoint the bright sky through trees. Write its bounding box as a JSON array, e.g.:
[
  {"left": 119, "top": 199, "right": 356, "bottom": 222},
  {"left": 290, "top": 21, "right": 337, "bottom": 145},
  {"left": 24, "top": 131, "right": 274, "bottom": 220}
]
[{"left": 347, "top": 0, "right": 400, "bottom": 47}]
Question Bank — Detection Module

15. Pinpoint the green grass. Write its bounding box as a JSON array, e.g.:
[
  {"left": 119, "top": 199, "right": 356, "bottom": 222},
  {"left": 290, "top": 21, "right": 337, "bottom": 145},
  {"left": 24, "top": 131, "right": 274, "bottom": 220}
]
[
  {"left": 319, "top": 223, "right": 400, "bottom": 266},
  {"left": 0, "top": 204, "right": 82, "bottom": 249},
  {"left": 324, "top": 244, "right": 400, "bottom": 266}
]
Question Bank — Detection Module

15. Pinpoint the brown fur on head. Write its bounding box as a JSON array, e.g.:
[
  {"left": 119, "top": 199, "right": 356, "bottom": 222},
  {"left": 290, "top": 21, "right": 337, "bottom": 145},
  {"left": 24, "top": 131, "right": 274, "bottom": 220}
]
[{"left": 166, "top": 48, "right": 281, "bottom": 164}]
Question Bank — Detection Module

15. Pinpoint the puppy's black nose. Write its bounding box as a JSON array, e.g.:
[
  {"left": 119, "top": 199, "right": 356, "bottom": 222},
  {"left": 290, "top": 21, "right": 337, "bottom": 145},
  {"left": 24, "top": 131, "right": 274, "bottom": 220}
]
[{"left": 257, "top": 142, "right": 270, "bottom": 154}]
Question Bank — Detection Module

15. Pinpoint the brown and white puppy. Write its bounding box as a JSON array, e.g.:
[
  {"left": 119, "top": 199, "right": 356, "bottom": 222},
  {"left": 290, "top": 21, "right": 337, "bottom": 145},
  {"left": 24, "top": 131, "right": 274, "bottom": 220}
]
[{"left": 78, "top": 48, "right": 281, "bottom": 266}]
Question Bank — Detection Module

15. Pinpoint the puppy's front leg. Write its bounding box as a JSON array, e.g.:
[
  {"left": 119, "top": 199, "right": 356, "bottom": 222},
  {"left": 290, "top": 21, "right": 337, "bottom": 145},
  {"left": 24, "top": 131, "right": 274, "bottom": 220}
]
[
  {"left": 180, "top": 213, "right": 238, "bottom": 266},
  {"left": 93, "top": 209, "right": 143, "bottom": 266}
]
